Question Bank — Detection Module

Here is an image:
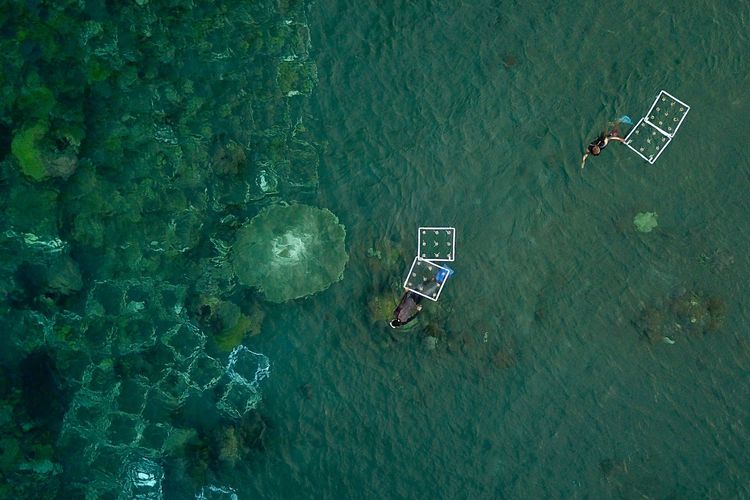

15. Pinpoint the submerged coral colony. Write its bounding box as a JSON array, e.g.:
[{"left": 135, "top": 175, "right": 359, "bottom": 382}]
[{"left": 0, "top": 1, "right": 344, "bottom": 497}]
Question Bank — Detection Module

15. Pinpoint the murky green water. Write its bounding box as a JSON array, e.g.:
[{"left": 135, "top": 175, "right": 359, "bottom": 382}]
[{"left": 1, "top": 0, "right": 749, "bottom": 498}]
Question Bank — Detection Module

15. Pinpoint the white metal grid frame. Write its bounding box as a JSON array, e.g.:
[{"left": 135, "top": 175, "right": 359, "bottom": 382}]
[
  {"left": 624, "top": 90, "right": 690, "bottom": 164},
  {"left": 417, "top": 226, "right": 456, "bottom": 262},
  {"left": 625, "top": 118, "right": 672, "bottom": 164},
  {"left": 403, "top": 256, "right": 450, "bottom": 302}
]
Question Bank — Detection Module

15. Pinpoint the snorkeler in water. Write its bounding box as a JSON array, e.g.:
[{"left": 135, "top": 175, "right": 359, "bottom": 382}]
[
  {"left": 580, "top": 115, "right": 634, "bottom": 169},
  {"left": 389, "top": 276, "right": 444, "bottom": 328},
  {"left": 580, "top": 129, "right": 626, "bottom": 169},
  {"left": 389, "top": 290, "right": 423, "bottom": 328}
]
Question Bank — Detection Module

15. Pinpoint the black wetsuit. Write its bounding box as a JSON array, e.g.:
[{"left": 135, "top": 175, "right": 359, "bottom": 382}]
[
  {"left": 587, "top": 134, "right": 608, "bottom": 155},
  {"left": 390, "top": 291, "right": 423, "bottom": 327}
]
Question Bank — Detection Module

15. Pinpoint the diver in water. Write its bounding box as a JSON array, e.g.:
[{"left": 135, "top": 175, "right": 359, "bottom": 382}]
[
  {"left": 389, "top": 290, "right": 423, "bottom": 328},
  {"left": 580, "top": 129, "right": 626, "bottom": 169},
  {"left": 581, "top": 116, "right": 633, "bottom": 169},
  {"left": 389, "top": 277, "right": 442, "bottom": 328}
]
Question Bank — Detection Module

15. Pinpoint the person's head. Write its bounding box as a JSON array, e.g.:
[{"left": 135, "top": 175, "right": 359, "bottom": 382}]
[{"left": 590, "top": 144, "right": 601, "bottom": 156}]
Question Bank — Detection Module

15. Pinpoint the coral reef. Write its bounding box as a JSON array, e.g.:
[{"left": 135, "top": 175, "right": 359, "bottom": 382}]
[
  {"left": 195, "top": 298, "right": 266, "bottom": 351},
  {"left": 637, "top": 288, "right": 728, "bottom": 343},
  {"left": 233, "top": 204, "right": 349, "bottom": 302},
  {"left": 633, "top": 212, "right": 658, "bottom": 233},
  {"left": 0, "top": 0, "right": 321, "bottom": 495},
  {"left": 11, "top": 124, "right": 48, "bottom": 181},
  {"left": 368, "top": 291, "right": 399, "bottom": 323},
  {"left": 172, "top": 410, "right": 269, "bottom": 489},
  {"left": 212, "top": 141, "right": 247, "bottom": 176}
]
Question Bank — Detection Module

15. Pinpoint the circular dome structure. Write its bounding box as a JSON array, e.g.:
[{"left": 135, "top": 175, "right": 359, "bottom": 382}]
[{"left": 232, "top": 204, "right": 348, "bottom": 303}]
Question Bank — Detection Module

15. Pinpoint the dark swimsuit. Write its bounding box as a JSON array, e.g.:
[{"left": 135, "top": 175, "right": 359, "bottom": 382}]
[
  {"left": 588, "top": 130, "right": 618, "bottom": 155},
  {"left": 391, "top": 291, "right": 423, "bottom": 327},
  {"left": 588, "top": 135, "right": 607, "bottom": 155}
]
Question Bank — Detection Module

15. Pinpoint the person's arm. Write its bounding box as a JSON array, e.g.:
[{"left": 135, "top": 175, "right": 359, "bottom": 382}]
[
  {"left": 581, "top": 152, "right": 589, "bottom": 169},
  {"left": 604, "top": 136, "right": 626, "bottom": 145}
]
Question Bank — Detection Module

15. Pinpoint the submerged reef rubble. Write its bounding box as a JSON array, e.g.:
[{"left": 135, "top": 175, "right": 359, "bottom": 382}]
[
  {"left": 364, "top": 237, "right": 408, "bottom": 325},
  {"left": 636, "top": 288, "right": 728, "bottom": 344}
]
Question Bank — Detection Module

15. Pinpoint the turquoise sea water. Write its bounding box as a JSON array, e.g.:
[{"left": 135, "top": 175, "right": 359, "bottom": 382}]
[{"left": 1, "top": 0, "right": 750, "bottom": 498}]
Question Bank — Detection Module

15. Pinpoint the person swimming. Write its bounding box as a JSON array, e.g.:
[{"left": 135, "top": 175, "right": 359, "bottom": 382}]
[
  {"left": 389, "top": 277, "right": 441, "bottom": 328},
  {"left": 581, "top": 129, "right": 626, "bottom": 169},
  {"left": 389, "top": 290, "right": 423, "bottom": 328}
]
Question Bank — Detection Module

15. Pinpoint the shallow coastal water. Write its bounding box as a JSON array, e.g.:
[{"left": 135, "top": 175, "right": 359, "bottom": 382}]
[{"left": 1, "top": 0, "right": 750, "bottom": 498}]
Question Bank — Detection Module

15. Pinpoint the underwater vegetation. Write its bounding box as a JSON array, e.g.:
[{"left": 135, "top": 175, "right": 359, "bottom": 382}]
[
  {"left": 368, "top": 292, "right": 399, "bottom": 323},
  {"left": 0, "top": 0, "right": 339, "bottom": 496},
  {"left": 362, "top": 237, "right": 408, "bottom": 324},
  {"left": 637, "top": 288, "right": 727, "bottom": 344},
  {"left": 2, "top": 0, "right": 329, "bottom": 278},
  {"left": 197, "top": 298, "right": 266, "bottom": 352},
  {"left": 160, "top": 409, "right": 268, "bottom": 497},
  {"left": 11, "top": 121, "right": 80, "bottom": 181}
]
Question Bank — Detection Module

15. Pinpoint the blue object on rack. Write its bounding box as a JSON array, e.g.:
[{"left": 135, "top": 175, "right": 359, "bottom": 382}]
[{"left": 435, "top": 266, "right": 454, "bottom": 284}]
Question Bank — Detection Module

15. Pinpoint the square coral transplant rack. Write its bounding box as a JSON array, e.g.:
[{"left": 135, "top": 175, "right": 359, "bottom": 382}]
[{"left": 402, "top": 227, "right": 456, "bottom": 302}]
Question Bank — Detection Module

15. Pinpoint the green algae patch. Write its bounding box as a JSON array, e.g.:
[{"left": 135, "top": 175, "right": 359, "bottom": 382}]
[
  {"left": 17, "top": 85, "right": 57, "bottom": 120},
  {"left": 213, "top": 302, "right": 265, "bottom": 352},
  {"left": 11, "top": 123, "right": 48, "bottom": 181},
  {"left": 277, "top": 61, "right": 318, "bottom": 96},
  {"left": 368, "top": 293, "right": 399, "bottom": 323}
]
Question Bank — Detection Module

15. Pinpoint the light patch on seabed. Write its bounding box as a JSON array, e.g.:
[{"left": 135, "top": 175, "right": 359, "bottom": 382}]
[{"left": 271, "top": 231, "right": 312, "bottom": 265}]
